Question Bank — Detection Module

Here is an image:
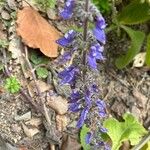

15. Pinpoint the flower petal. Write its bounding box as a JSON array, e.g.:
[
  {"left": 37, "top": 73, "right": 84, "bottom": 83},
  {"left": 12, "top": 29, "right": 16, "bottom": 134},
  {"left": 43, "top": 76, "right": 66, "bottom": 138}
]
[
  {"left": 76, "top": 107, "right": 89, "bottom": 128},
  {"left": 60, "top": 0, "right": 74, "bottom": 19},
  {"left": 93, "top": 28, "right": 106, "bottom": 44}
]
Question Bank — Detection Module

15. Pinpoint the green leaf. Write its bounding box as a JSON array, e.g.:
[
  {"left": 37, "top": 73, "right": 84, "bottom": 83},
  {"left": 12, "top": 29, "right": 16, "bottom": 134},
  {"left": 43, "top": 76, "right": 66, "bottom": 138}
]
[
  {"left": 4, "top": 76, "right": 21, "bottom": 93},
  {"left": 30, "top": 50, "right": 49, "bottom": 65},
  {"left": 141, "top": 142, "right": 150, "bottom": 150},
  {"left": 36, "top": 67, "right": 49, "bottom": 78},
  {"left": 115, "top": 26, "right": 145, "bottom": 69},
  {"left": 80, "top": 124, "right": 91, "bottom": 150},
  {"left": 117, "top": 1, "right": 150, "bottom": 25},
  {"left": 146, "top": 34, "right": 150, "bottom": 66},
  {"left": 104, "top": 113, "right": 147, "bottom": 150}
]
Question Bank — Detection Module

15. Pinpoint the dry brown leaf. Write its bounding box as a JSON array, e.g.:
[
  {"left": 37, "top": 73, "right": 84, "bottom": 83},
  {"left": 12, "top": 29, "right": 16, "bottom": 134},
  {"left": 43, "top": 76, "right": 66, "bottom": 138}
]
[{"left": 16, "top": 7, "right": 61, "bottom": 57}]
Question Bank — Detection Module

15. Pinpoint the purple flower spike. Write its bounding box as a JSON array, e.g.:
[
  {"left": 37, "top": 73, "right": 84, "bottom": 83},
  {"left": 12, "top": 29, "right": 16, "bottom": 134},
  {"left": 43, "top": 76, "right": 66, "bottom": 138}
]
[
  {"left": 58, "top": 65, "right": 79, "bottom": 85},
  {"left": 87, "top": 44, "right": 104, "bottom": 69},
  {"left": 93, "top": 16, "right": 106, "bottom": 44},
  {"left": 77, "top": 107, "right": 89, "bottom": 128},
  {"left": 86, "top": 132, "right": 92, "bottom": 144},
  {"left": 56, "top": 30, "right": 76, "bottom": 47},
  {"left": 60, "top": 0, "right": 74, "bottom": 19}
]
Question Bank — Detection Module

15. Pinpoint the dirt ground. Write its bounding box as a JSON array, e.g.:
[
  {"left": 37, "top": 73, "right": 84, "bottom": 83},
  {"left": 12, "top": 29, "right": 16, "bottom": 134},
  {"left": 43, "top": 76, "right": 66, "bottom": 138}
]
[{"left": 0, "top": 0, "right": 149, "bottom": 150}]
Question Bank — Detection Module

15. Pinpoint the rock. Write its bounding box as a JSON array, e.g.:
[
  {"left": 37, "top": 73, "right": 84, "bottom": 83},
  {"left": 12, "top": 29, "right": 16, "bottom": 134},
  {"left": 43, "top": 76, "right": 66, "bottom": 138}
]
[
  {"left": 15, "top": 111, "right": 31, "bottom": 121},
  {"left": 22, "top": 123, "right": 40, "bottom": 138},
  {"left": 8, "top": 38, "right": 22, "bottom": 62},
  {"left": 7, "top": 0, "right": 17, "bottom": 10},
  {"left": 47, "top": 9, "right": 57, "bottom": 20},
  {"left": 1, "top": 10, "right": 11, "bottom": 20},
  {"left": 47, "top": 95, "right": 68, "bottom": 115}
]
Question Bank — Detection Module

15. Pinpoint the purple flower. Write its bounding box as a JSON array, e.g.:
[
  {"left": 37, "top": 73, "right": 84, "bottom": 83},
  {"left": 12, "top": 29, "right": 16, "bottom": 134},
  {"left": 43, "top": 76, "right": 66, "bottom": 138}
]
[
  {"left": 77, "top": 107, "right": 89, "bottom": 128},
  {"left": 87, "top": 44, "right": 104, "bottom": 69},
  {"left": 86, "top": 132, "right": 92, "bottom": 144},
  {"left": 96, "top": 99, "right": 106, "bottom": 117},
  {"left": 91, "top": 84, "right": 99, "bottom": 92},
  {"left": 69, "top": 102, "right": 80, "bottom": 112},
  {"left": 56, "top": 30, "right": 76, "bottom": 47},
  {"left": 70, "top": 90, "right": 81, "bottom": 103},
  {"left": 93, "top": 16, "right": 106, "bottom": 44},
  {"left": 95, "top": 15, "right": 106, "bottom": 29},
  {"left": 60, "top": 0, "right": 74, "bottom": 19},
  {"left": 58, "top": 65, "right": 79, "bottom": 84},
  {"left": 57, "top": 52, "right": 71, "bottom": 63},
  {"left": 100, "top": 127, "right": 108, "bottom": 133}
]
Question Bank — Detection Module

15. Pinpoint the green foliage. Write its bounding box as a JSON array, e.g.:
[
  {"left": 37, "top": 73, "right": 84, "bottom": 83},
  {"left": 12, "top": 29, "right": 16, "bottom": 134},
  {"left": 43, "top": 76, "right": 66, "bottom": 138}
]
[
  {"left": 34, "top": 0, "right": 56, "bottom": 10},
  {"left": 141, "top": 142, "right": 150, "bottom": 150},
  {"left": 4, "top": 76, "right": 21, "bottom": 93},
  {"left": 0, "top": 39, "right": 9, "bottom": 48},
  {"left": 146, "top": 34, "right": 150, "bottom": 66},
  {"left": 115, "top": 26, "right": 145, "bottom": 69},
  {"left": 36, "top": 67, "right": 49, "bottom": 78},
  {"left": 0, "top": 0, "right": 5, "bottom": 7},
  {"left": 30, "top": 50, "right": 49, "bottom": 65},
  {"left": 117, "top": 1, "right": 150, "bottom": 25},
  {"left": 80, "top": 124, "right": 91, "bottom": 150},
  {"left": 104, "top": 113, "right": 147, "bottom": 150},
  {"left": 92, "top": 0, "right": 111, "bottom": 13}
]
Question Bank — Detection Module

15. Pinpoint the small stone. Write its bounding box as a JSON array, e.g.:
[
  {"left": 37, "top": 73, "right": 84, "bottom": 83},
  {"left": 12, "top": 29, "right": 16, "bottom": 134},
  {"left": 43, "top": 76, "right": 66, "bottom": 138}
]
[
  {"left": 1, "top": 10, "right": 11, "bottom": 20},
  {"left": 47, "top": 95, "right": 68, "bottom": 115},
  {"left": 15, "top": 111, "right": 31, "bottom": 121},
  {"left": 47, "top": 9, "right": 57, "bottom": 20},
  {"left": 7, "top": 0, "right": 17, "bottom": 10}
]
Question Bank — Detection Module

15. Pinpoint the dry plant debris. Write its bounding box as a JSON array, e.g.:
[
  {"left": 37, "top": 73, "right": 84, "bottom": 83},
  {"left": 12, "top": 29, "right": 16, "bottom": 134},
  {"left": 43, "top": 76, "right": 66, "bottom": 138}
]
[{"left": 16, "top": 7, "right": 61, "bottom": 57}]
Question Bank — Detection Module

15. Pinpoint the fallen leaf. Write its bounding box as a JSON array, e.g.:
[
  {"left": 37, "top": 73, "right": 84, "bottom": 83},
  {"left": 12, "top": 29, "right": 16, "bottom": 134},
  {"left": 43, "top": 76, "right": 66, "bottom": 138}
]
[
  {"left": 133, "top": 52, "right": 146, "bottom": 68},
  {"left": 16, "top": 7, "right": 61, "bottom": 57},
  {"left": 22, "top": 123, "right": 39, "bottom": 138},
  {"left": 47, "top": 95, "right": 68, "bottom": 115}
]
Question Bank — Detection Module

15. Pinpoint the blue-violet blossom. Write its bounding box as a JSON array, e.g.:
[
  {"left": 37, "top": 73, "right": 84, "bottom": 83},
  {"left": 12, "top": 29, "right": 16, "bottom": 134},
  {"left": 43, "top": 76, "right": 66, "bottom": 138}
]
[{"left": 60, "top": 0, "right": 74, "bottom": 19}]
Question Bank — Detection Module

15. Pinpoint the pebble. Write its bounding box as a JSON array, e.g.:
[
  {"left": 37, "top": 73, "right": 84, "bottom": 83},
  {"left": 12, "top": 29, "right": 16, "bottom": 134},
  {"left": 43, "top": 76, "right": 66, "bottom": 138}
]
[{"left": 1, "top": 10, "right": 11, "bottom": 20}]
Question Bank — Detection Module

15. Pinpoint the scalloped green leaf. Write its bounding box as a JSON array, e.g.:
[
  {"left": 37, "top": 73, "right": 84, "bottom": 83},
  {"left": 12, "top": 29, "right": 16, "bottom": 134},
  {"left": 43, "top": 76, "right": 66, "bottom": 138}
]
[
  {"left": 115, "top": 26, "right": 145, "bottom": 69},
  {"left": 117, "top": 1, "right": 150, "bottom": 25},
  {"left": 104, "top": 113, "right": 147, "bottom": 150},
  {"left": 146, "top": 34, "right": 150, "bottom": 66}
]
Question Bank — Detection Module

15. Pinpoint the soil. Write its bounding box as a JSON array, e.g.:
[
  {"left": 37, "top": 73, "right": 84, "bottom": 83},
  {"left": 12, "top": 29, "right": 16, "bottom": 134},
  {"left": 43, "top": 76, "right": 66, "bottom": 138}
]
[{"left": 0, "top": 0, "right": 149, "bottom": 150}]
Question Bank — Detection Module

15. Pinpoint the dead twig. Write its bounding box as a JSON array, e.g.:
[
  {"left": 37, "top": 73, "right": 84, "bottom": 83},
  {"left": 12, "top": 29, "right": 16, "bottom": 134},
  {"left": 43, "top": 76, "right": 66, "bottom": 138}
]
[{"left": 24, "top": 46, "right": 52, "bottom": 126}]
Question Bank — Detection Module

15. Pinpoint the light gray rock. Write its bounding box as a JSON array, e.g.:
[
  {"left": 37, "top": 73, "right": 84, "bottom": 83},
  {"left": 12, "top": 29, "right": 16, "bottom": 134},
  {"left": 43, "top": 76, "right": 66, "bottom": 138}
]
[{"left": 1, "top": 10, "right": 11, "bottom": 20}]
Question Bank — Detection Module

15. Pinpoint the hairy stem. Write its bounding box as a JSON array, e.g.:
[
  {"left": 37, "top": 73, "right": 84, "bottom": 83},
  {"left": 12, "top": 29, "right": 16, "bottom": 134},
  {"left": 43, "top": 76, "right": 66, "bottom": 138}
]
[
  {"left": 83, "top": 0, "right": 89, "bottom": 41},
  {"left": 82, "top": 0, "right": 89, "bottom": 67}
]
